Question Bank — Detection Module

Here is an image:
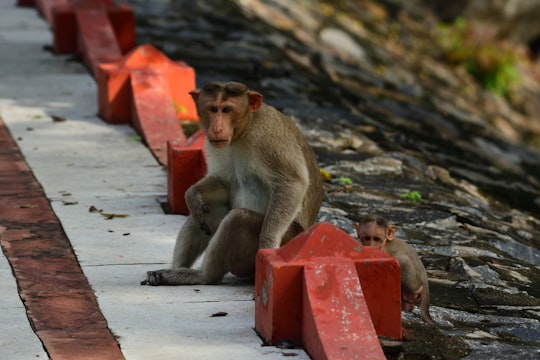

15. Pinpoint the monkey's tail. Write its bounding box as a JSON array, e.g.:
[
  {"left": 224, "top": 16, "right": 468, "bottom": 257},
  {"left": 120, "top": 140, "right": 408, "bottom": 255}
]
[{"left": 421, "top": 284, "right": 436, "bottom": 326}]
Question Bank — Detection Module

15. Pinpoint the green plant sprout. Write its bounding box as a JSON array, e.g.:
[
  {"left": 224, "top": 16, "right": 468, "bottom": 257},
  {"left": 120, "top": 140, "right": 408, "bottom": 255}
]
[
  {"left": 339, "top": 177, "right": 353, "bottom": 185},
  {"left": 127, "top": 136, "right": 142, "bottom": 142},
  {"left": 400, "top": 191, "right": 428, "bottom": 205}
]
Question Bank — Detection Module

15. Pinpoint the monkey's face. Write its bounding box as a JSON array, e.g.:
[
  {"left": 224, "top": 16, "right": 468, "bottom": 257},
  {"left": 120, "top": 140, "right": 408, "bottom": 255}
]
[
  {"left": 199, "top": 100, "right": 242, "bottom": 148},
  {"left": 191, "top": 82, "right": 263, "bottom": 148},
  {"left": 355, "top": 222, "right": 387, "bottom": 249}
]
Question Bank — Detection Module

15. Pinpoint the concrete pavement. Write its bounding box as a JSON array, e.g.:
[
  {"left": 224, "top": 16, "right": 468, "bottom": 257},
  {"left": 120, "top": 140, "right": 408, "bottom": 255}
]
[{"left": 0, "top": 2, "right": 309, "bottom": 359}]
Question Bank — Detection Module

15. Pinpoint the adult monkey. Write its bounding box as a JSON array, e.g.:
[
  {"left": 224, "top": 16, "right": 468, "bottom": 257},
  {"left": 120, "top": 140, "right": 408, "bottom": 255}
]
[{"left": 142, "top": 81, "right": 323, "bottom": 286}]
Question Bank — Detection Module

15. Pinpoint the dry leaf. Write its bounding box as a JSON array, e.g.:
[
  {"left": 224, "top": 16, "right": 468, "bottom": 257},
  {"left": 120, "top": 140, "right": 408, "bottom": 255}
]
[
  {"left": 210, "top": 312, "right": 228, "bottom": 317},
  {"left": 20, "top": 204, "right": 38, "bottom": 209},
  {"left": 51, "top": 115, "right": 66, "bottom": 122},
  {"left": 100, "top": 213, "right": 128, "bottom": 220}
]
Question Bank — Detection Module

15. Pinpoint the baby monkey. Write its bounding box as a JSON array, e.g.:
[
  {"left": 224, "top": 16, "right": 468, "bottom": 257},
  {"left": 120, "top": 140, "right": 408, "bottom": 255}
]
[{"left": 354, "top": 215, "right": 435, "bottom": 325}]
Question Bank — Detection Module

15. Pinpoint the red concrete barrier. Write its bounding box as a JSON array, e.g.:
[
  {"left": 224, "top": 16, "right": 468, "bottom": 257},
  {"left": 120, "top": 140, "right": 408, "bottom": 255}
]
[
  {"left": 51, "top": 1, "right": 134, "bottom": 55},
  {"left": 167, "top": 130, "right": 207, "bottom": 214},
  {"left": 108, "top": 4, "right": 136, "bottom": 55},
  {"left": 36, "top": 0, "right": 68, "bottom": 24},
  {"left": 17, "top": 0, "right": 37, "bottom": 7},
  {"left": 37, "top": 0, "right": 113, "bottom": 26},
  {"left": 130, "top": 70, "right": 187, "bottom": 166},
  {"left": 255, "top": 222, "right": 402, "bottom": 359},
  {"left": 302, "top": 262, "right": 386, "bottom": 359},
  {"left": 49, "top": 3, "right": 75, "bottom": 53},
  {"left": 76, "top": 8, "right": 122, "bottom": 76},
  {"left": 97, "top": 44, "right": 198, "bottom": 124}
]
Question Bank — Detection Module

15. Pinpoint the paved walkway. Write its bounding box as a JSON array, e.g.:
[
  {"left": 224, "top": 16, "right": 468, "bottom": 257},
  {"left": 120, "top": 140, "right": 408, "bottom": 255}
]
[{"left": 0, "top": 3, "right": 308, "bottom": 359}]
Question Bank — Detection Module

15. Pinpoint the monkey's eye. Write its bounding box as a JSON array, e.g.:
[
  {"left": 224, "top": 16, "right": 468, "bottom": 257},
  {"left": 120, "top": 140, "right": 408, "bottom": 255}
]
[
  {"left": 209, "top": 106, "right": 218, "bottom": 113},
  {"left": 222, "top": 106, "right": 232, "bottom": 113},
  {"left": 360, "top": 236, "right": 383, "bottom": 243}
]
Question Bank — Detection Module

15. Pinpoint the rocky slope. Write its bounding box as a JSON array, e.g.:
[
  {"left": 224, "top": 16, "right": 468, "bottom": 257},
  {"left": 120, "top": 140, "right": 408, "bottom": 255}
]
[{"left": 125, "top": 0, "right": 540, "bottom": 358}]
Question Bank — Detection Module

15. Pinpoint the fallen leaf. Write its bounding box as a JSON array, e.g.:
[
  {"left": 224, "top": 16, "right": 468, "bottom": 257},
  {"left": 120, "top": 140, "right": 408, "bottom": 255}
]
[
  {"left": 20, "top": 204, "right": 38, "bottom": 209},
  {"left": 100, "top": 213, "right": 129, "bottom": 220},
  {"left": 174, "top": 102, "right": 188, "bottom": 114},
  {"left": 51, "top": 115, "right": 66, "bottom": 122},
  {"left": 89, "top": 205, "right": 102, "bottom": 213},
  {"left": 320, "top": 168, "right": 333, "bottom": 181},
  {"left": 210, "top": 312, "right": 228, "bottom": 317}
]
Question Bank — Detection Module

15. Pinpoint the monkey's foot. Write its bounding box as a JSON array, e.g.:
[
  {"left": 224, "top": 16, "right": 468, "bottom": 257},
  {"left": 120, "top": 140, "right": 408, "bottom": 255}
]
[
  {"left": 140, "top": 269, "right": 167, "bottom": 286},
  {"left": 141, "top": 268, "right": 205, "bottom": 286}
]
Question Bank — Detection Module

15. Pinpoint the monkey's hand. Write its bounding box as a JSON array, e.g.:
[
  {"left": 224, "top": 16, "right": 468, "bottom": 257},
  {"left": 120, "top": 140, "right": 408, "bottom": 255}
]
[
  {"left": 185, "top": 187, "right": 212, "bottom": 235},
  {"left": 185, "top": 177, "right": 231, "bottom": 236}
]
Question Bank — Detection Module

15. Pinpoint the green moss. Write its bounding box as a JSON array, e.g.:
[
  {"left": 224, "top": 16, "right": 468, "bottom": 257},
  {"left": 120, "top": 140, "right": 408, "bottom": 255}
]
[
  {"left": 438, "top": 18, "right": 520, "bottom": 96},
  {"left": 400, "top": 191, "right": 427, "bottom": 204}
]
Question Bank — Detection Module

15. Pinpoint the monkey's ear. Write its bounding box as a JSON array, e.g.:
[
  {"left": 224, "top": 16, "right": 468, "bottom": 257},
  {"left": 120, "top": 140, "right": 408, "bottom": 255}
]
[
  {"left": 189, "top": 89, "right": 201, "bottom": 103},
  {"left": 248, "top": 91, "right": 263, "bottom": 112},
  {"left": 353, "top": 222, "right": 360, "bottom": 237},
  {"left": 386, "top": 225, "right": 396, "bottom": 242}
]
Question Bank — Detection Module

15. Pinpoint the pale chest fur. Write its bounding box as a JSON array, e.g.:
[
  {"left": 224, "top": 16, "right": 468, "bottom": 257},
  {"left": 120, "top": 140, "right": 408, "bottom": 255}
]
[{"left": 206, "top": 142, "right": 270, "bottom": 214}]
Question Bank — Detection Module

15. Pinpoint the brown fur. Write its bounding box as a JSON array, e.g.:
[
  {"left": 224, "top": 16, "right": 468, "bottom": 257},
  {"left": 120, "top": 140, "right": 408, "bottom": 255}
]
[
  {"left": 142, "top": 81, "right": 323, "bottom": 285},
  {"left": 354, "top": 215, "right": 435, "bottom": 325}
]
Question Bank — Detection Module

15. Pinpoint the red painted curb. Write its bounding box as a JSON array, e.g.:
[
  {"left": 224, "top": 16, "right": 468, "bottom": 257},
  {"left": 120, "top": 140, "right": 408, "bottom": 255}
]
[
  {"left": 167, "top": 129, "right": 207, "bottom": 214},
  {"left": 0, "top": 118, "right": 124, "bottom": 360},
  {"left": 255, "top": 222, "right": 402, "bottom": 357}
]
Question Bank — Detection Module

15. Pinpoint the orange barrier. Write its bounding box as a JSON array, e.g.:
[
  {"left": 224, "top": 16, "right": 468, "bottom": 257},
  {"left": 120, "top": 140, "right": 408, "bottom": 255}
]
[
  {"left": 130, "top": 70, "right": 187, "bottom": 166},
  {"left": 97, "top": 44, "right": 197, "bottom": 167},
  {"left": 167, "top": 130, "right": 207, "bottom": 214},
  {"left": 97, "top": 44, "right": 197, "bottom": 124},
  {"left": 255, "top": 222, "right": 402, "bottom": 359}
]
